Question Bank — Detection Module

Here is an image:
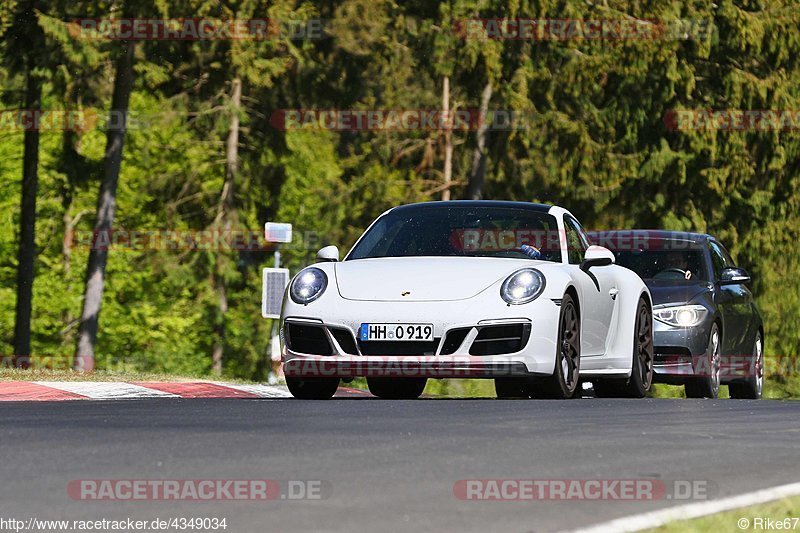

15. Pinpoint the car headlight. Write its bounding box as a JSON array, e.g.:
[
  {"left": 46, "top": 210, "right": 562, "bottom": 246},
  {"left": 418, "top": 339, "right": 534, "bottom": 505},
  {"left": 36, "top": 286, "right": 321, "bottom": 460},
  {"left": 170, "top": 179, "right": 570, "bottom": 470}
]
[
  {"left": 500, "top": 268, "right": 545, "bottom": 305},
  {"left": 290, "top": 267, "right": 328, "bottom": 304},
  {"left": 653, "top": 304, "right": 708, "bottom": 327}
]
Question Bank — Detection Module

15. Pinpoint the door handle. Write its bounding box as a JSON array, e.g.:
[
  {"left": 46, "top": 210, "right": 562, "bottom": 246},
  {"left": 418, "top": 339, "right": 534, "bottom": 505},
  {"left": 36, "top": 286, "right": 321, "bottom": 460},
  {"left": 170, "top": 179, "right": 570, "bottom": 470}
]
[{"left": 609, "top": 288, "right": 619, "bottom": 300}]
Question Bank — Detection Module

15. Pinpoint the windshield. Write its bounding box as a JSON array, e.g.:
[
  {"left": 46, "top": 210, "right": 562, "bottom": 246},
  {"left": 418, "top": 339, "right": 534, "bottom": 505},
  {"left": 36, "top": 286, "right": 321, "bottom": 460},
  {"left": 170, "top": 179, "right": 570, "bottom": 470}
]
[
  {"left": 347, "top": 206, "right": 563, "bottom": 262},
  {"left": 615, "top": 249, "right": 708, "bottom": 281}
]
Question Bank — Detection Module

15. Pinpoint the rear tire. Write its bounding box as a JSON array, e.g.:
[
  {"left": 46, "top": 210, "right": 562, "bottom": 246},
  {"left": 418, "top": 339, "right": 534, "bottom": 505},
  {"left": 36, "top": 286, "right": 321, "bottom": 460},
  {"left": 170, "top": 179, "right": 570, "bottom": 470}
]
[
  {"left": 594, "top": 298, "right": 654, "bottom": 398},
  {"left": 367, "top": 378, "right": 427, "bottom": 399},
  {"left": 535, "top": 294, "right": 580, "bottom": 399},
  {"left": 286, "top": 377, "right": 339, "bottom": 400},
  {"left": 729, "top": 333, "right": 763, "bottom": 399},
  {"left": 495, "top": 378, "right": 531, "bottom": 399},
  {"left": 685, "top": 323, "right": 721, "bottom": 399}
]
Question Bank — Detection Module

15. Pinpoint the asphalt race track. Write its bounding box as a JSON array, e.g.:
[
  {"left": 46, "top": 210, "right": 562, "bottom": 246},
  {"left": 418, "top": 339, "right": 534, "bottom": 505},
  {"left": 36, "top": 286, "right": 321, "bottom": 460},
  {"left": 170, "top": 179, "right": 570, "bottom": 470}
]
[{"left": 1, "top": 397, "right": 799, "bottom": 532}]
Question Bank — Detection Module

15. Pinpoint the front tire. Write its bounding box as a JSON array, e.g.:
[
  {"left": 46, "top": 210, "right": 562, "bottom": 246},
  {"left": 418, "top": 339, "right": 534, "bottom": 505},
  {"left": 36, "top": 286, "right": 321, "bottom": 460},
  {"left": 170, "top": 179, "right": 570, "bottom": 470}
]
[
  {"left": 367, "top": 378, "right": 427, "bottom": 399},
  {"left": 594, "top": 298, "right": 654, "bottom": 398},
  {"left": 286, "top": 377, "right": 339, "bottom": 400},
  {"left": 535, "top": 293, "right": 580, "bottom": 399},
  {"left": 729, "top": 333, "right": 763, "bottom": 399},
  {"left": 685, "top": 323, "right": 721, "bottom": 399}
]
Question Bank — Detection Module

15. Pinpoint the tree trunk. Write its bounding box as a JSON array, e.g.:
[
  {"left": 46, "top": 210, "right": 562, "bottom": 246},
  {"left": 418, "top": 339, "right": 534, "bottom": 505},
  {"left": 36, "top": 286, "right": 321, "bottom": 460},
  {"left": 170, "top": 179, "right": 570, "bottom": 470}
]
[
  {"left": 441, "top": 76, "right": 453, "bottom": 201},
  {"left": 59, "top": 129, "right": 91, "bottom": 341},
  {"left": 12, "top": 69, "right": 42, "bottom": 365},
  {"left": 74, "top": 42, "right": 136, "bottom": 371},
  {"left": 211, "top": 77, "right": 241, "bottom": 376},
  {"left": 211, "top": 273, "right": 228, "bottom": 376},
  {"left": 466, "top": 82, "right": 492, "bottom": 200},
  {"left": 61, "top": 132, "right": 76, "bottom": 309}
]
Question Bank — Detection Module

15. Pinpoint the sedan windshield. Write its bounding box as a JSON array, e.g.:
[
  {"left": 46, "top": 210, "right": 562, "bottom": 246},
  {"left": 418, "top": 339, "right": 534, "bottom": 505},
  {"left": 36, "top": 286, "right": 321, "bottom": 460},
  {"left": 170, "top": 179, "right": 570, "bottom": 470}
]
[
  {"left": 347, "top": 205, "right": 563, "bottom": 262},
  {"left": 615, "top": 249, "right": 708, "bottom": 281}
]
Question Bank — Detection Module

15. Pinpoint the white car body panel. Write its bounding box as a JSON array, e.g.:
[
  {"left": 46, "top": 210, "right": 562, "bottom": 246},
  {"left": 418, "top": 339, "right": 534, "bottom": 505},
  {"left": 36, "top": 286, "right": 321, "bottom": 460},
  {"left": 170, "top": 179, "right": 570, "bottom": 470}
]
[
  {"left": 278, "top": 202, "right": 652, "bottom": 381},
  {"left": 334, "top": 257, "right": 521, "bottom": 302}
]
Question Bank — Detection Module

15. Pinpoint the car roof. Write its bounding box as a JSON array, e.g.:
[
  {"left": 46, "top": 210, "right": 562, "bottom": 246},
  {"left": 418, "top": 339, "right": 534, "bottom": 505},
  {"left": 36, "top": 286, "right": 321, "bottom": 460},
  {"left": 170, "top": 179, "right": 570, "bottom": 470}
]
[{"left": 390, "top": 200, "right": 554, "bottom": 213}]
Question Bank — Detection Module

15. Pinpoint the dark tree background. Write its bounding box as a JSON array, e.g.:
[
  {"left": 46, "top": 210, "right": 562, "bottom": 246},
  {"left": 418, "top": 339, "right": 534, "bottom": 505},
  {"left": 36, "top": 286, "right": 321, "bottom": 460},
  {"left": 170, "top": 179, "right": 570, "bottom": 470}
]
[{"left": 0, "top": 0, "right": 798, "bottom": 379}]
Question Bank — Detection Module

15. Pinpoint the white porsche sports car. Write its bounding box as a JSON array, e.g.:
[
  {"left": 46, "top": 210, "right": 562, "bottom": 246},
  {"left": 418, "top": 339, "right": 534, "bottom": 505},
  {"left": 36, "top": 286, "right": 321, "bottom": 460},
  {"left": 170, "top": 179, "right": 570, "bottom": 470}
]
[{"left": 280, "top": 201, "right": 654, "bottom": 400}]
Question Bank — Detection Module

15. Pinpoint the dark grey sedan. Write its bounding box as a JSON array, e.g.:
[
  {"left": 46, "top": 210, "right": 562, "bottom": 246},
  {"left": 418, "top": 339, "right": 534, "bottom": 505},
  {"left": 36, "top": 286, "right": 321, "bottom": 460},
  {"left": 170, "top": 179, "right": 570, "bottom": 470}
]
[{"left": 591, "top": 230, "right": 763, "bottom": 399}]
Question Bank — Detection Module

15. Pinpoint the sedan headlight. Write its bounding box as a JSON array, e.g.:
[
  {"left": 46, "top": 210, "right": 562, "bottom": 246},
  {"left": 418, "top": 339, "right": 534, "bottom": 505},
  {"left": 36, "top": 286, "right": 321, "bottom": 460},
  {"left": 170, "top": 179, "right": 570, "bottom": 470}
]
[
  {"left": 500, "top": 268, "right": 545, "bottom": 305},
  {"left": 290, "top": 267, "right": 328, "bottom": 304},
  {"left": 653, "top": 304, "right": 708, "bottom": 327}
]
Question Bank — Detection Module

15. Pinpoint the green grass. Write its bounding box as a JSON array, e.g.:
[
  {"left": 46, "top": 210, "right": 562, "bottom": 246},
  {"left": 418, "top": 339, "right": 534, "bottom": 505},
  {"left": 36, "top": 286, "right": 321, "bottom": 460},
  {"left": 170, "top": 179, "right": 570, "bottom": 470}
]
[
  {"left": 422, "top": 378, "right": 497, "bottom": 397},
  {"left": 764, "top": 375, "right": 800, "bottom": 399},
  {"left": 646, "top": 496, "right": 800, "bottom": 532},
  {"left": 648, "top": 383, "right": 730, "bottom": 399}
]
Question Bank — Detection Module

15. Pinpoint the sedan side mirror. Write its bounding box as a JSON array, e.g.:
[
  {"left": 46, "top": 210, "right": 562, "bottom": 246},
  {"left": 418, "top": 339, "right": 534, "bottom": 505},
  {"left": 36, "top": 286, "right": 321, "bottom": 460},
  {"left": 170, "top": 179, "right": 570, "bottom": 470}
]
[
  {"left": 580, "top": 245, "right": 615, "bottom": 272},
  {"left": 719, "top": 267, "right": 751, "bottom": 285},
  {"left": 316, "top": 245, "right": 340, "bottom": 262}
]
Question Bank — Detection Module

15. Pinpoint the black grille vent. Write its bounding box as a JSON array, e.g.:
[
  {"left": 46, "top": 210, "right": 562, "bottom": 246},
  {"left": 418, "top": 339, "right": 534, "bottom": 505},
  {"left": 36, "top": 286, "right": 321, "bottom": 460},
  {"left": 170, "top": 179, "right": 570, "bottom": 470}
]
[
  {"left": 330, "top": 328, "right": 358, "bottom": 355},
  {"left": 469, "top": 324, "right": 531, "bottom": 356},
  {"left": 654, "top": 346, "right": 693, "bottom": 360},
  {"left": 440, "top": 328, "right": 471, "bottom": 355},
  {"left": 285, "top": 323, "right": 333, "bottom": 356}
]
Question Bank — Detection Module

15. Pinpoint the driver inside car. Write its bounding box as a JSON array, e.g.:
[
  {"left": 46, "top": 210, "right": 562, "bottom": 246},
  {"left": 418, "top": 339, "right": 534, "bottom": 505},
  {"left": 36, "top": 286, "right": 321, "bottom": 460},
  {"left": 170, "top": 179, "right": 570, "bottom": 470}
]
[{"left": 658, "top": 251, "right": 694, "bottom": 280}]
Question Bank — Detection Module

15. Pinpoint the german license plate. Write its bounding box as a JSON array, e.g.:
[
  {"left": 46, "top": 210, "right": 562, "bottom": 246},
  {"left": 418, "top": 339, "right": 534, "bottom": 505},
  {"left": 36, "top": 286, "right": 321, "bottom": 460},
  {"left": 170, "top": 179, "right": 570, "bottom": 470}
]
[{"left": 359, "top": 323, "right": 434, "bottom": 342}]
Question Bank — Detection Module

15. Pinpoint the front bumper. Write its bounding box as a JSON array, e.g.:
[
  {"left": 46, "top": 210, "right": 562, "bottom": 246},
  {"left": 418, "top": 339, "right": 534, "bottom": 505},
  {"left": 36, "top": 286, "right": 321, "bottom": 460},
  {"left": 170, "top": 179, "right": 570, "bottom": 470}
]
[
  {"left": 280, "top": 297, "right": 563, "bottom": 379},
  {"left": 651, "top": 321, "right": 711, "bottom": 383},
  {"left": 651, "top": 320, "right": 757, "bottom": 384}
]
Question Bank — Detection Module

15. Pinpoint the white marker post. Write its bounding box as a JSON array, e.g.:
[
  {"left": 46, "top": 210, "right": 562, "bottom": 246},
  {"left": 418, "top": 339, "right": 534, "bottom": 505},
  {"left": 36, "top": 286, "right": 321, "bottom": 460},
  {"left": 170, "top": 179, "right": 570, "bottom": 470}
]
[{"left": 264, "top": 222, "right": 293, "bottom": 380}]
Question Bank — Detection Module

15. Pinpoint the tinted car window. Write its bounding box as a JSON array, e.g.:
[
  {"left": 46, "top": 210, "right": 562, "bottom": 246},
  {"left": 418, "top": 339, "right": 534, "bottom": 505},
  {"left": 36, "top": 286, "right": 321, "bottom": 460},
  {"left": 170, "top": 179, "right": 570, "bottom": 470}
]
[
  {"left": 348, "top": 206, "right": 563, "bottom": 262},
  {"left": 564, "top": 215, "right": 587, "bottom": 265},
  {"left": 615, "top": 249, "right": 708, "bottom": 281},
  {"left": 716, "top": 241, "right": 735, "bottom": 266},
  {"left": 709, "top": 241, "right": 731, "bottom": 280}
]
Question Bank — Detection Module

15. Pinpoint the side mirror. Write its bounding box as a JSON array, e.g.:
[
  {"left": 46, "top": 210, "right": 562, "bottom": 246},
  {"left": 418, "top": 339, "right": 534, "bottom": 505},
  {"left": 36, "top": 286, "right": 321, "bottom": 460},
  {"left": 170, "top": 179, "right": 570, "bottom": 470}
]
[
  {"left": 719, "top": 267, "right": 750, "bottom": 285},
  {"left": 316, "top": 245, "right": 340, "bottom": 262},
  {"left": 580, "top": 245, "right": 615, "bottom": 272}
]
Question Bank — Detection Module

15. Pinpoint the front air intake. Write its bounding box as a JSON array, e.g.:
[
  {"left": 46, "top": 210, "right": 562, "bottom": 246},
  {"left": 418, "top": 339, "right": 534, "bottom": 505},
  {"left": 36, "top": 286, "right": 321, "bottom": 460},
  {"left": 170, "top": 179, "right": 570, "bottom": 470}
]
[
  {"left": 440, "top": 328, "right": 471, "bottom": 355},
  {"left": 285, "top": 323, "right": 333, "bottom": 356},
  {"left": 329, "top": 328, "right": 358, "bottom": 355},
  {"left": 469, "top": 324, "right": 531, "bottom": 356}
]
